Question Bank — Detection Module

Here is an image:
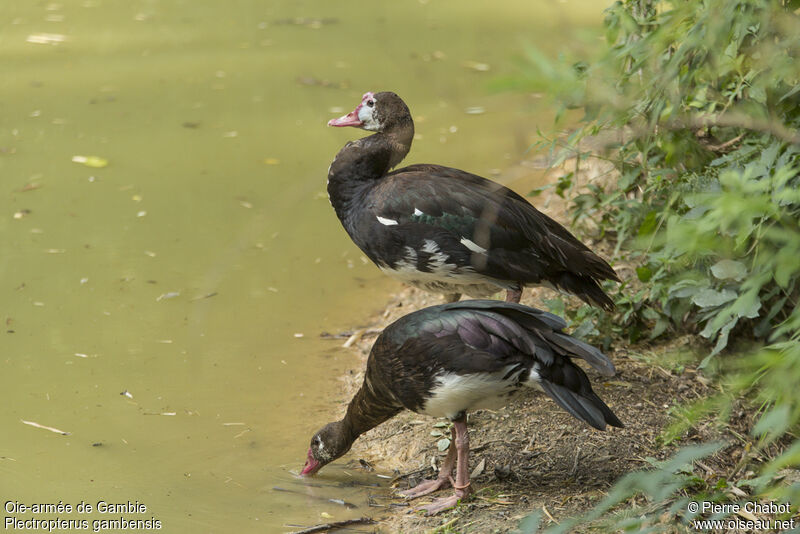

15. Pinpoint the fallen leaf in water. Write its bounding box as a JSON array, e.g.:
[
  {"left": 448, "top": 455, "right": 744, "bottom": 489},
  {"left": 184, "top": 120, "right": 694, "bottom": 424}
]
[
  {"left": 26, "top": 33, "right": 67, "bottom": 45},
  {"left": 72, "top": 155, "right": 108, "bottom": 168},
  {"left": 20, "top": 183, "right": 41, "bottom": 192},
  {"left": 462, "top": 60, "right": 490, "bottom": 72},
  {"left": 274, "top": 17, "right": 339, "bottom": 28}
]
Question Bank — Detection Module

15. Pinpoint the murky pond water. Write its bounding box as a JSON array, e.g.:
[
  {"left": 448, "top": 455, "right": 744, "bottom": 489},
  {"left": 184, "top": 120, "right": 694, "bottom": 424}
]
[{"left": 1, "top": 1, "right": 601, "bottom": 531}]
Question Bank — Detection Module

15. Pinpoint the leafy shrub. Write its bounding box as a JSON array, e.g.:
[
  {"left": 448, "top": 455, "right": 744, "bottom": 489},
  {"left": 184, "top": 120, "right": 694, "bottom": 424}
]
[
  {"left": 514, "top": 0, "right": 800, "bottom": 529},
  {"left": 530, "top": 0, "right": 800, "bottom": 355}
]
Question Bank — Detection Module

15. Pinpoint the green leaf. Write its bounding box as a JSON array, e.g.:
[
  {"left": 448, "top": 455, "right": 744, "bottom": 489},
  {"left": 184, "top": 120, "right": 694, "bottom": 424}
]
[
  {"left": 692, "top": 288, "right": 737, "bottom": 308},
  {"left": 543, "top": 298, "right": 566, "bottom": 319},
  {"left": 636, "top": 266, "right": 653, "bottom": 282},
  {"left": 752, "top": 405, "right": 790, "bottom": 442},
  {"left": 779, "top": 83, "right": 800, "bottom": 102},
  {"left": 637, "top": 211, "right": 658, "bottom": 237},
  {"left": 710, "top": 260, "right": 747, "bottom": 281},
  {"left": 731, "top": 290, "right": 762, "bottom": 319},
  {"left": 573, "top": 319, "right": 599, "bottom": 339}
]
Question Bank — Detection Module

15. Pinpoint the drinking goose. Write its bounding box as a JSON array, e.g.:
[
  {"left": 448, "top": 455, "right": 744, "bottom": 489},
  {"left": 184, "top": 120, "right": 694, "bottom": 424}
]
[{"left": 300, "top": 300, "right": 623, "bottom": 514}]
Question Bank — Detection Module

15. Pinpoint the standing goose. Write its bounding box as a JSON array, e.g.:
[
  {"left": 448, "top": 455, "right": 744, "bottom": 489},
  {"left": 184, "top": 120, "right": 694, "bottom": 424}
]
[
  {"left": 326, "top": 91, "right": 620, "bottom": 309},
  {"left": 300, "top": 300, "right": 622, "bottom": 515}
]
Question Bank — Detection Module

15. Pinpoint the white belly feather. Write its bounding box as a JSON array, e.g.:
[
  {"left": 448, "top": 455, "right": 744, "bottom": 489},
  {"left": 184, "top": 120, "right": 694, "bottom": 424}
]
[{"left": 421, "top": 366, "right": 540, "bottom": 420}]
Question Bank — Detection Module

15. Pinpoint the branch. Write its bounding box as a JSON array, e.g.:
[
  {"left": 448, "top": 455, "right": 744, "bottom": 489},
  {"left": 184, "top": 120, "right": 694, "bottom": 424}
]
[
  {"left": 674, "top": 112, "right": 800, "bottom": 145},
  {"left": 288, "top": 517, "right": 376, "bottom": 534}
]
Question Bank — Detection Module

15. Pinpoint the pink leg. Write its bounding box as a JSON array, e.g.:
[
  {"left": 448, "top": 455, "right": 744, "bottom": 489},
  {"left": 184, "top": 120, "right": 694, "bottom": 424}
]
[
  {"left": 416, "top": 417, "right": 473, "bottom": 515},
  {"left": 505, "top": 288, "right": 522, "bottom": 303},
  {"left": 399, "top": 427, "right": 456, "bottom": 499}
]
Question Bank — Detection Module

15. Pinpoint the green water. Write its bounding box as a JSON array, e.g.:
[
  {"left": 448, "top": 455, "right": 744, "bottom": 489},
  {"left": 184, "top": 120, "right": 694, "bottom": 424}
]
[{"left": 1, "top": 1, "right": 601, "bottom": 531}]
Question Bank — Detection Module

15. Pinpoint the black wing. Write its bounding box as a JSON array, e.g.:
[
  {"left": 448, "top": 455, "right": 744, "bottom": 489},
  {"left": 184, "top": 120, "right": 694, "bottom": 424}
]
[
  {"left": 376, "top": 165, "right": 619, "bottom": 281},
  {"left": 376, "top": 301, "right": 622, "bottom": 429}
]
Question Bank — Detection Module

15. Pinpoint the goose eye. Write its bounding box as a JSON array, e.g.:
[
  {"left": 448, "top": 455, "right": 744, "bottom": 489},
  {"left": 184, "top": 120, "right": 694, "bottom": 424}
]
[{"left": 367, "top": 100, "right": 374, "bottom": 107}]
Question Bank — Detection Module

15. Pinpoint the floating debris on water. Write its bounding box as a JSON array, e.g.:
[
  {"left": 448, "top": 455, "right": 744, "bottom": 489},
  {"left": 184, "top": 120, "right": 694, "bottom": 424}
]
[
  {"left": 465, "top": 106, "right": 486, "bottom": 115},
  {"left": 273, "top": 17, "right": 339, "bottom": 28},
  {"left": 21, "top": 419, "right": 70, "bottom": 435},
  {"left": 462, "top": 60, "right": 491, "bottom": 72},
  {"left": 296, "top": 76, "right": 349, "bottom": 89},
  {"left": 26, "top": 33, "right": 67, "bottom": 45},
  {"left": 72, "top": 155, "right": 108, "bottom": 168},
  {"left": 21, "top": 183, "right": 41, "bottom": 193},
  {"left": 120, "top": 390, "right": 133, "bottom": 399},
  {"left": 293, "top": 333, "right": 304, "bottom": 338},
  {"left": 190, "top": 292, "right": 217, "bottom": 301},
  {"left": 13, "top": 209, "right": 31, "bottom": 220},
  {"left": 156, "top": 291, "right": 180, "bottom": 301}
]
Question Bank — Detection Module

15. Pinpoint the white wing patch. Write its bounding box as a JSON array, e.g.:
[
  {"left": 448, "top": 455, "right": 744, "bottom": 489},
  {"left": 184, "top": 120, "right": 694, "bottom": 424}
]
[
  {"left": 460, "top": 237, "right": 487, "bottom": 254},
  {"left": 421, "top": 240, "right": 453, "bottom": 271},
  {"left": 376, "top": 216, "right": 399, "bottom": 226},
  {"left": 413, "top": 207, "right": 424, "bottom": 216},
  {"left": 422, "top": 239, "right": 440, "bottom": 253}
]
